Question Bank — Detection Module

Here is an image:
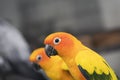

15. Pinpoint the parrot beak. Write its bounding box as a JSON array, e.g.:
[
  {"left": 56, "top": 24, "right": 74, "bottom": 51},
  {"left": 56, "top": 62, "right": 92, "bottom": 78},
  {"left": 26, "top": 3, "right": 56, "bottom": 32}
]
[
  {"left": 32, "top": 63, "right": 41, "bottom": 71},
  {"left": 45, "top": 44, "right": 58, "bottom": 57}
]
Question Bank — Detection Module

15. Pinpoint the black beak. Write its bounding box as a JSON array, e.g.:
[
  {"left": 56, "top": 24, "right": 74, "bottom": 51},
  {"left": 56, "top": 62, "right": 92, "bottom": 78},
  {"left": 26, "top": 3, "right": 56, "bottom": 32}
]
[
  {"left": 45, "top": 44, "right": 58, "bottom": 57},
  {"left": 32, "top": 63, "right": 41, "bottom": 71}
]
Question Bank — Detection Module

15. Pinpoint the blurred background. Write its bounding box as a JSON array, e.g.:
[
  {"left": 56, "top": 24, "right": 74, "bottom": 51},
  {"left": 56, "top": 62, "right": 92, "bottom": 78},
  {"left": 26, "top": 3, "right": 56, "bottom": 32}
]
[{"left": 0, "top": 0, "right": 120, "bottom": 80}]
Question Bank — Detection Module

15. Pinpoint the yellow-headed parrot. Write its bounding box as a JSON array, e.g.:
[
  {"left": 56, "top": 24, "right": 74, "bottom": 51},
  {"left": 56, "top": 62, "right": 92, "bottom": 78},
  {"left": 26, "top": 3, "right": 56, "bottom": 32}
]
[{"left": 29, "top": 48, "right": 74, "bottom": 80}]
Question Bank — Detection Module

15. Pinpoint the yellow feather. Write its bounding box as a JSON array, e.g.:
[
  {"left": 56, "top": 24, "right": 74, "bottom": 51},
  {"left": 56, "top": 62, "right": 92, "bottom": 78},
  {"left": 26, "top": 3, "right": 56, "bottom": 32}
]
[{"left": 75, "top": 46, "right": 117, "bottom": 79}]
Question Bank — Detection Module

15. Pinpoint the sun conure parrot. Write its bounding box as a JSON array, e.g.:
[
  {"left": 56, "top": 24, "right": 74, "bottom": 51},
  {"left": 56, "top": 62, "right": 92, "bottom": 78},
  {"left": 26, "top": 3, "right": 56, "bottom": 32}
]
[
  {"left": 29, "top": 48, "right": 74, "bottom": 80},
  {"left": 44, "top": 32, "right": 119, "bottom": 80}
]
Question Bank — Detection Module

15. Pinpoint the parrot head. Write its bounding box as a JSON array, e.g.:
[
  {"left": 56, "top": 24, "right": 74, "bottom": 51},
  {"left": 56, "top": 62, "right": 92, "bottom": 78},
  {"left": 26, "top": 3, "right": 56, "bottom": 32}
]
[
  {"left": 29, "top": 48, "right": 50, "bottom": 71},
  {"left": 44, "top": 32, "right": 81, "bottom": 58}
]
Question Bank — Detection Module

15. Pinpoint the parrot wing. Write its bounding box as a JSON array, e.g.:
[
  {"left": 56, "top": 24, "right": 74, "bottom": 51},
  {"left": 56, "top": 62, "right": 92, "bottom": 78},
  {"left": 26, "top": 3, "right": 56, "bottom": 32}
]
[{"left": 75, "top": 49, "right": 118, "bottom": 80}]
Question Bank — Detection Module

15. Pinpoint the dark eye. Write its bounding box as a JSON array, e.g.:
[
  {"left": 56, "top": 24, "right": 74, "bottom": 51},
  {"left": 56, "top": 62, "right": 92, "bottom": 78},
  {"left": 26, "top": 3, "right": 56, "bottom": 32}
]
[
  {"left": 36, "top": 55, "right": 42, "bottom": 61},
  {"left": 53, "top": 37, "right": 61, "bottom": 45}
]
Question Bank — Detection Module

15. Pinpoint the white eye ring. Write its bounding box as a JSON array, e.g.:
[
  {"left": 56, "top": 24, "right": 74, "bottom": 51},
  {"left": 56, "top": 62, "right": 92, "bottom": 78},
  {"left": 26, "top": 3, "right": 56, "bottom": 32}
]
[
  {"left": 53, "top": 37, "right": 61, "bottom": 45},
  {"left": 36, "top": 55, "right": 42, "bottom": 61}
]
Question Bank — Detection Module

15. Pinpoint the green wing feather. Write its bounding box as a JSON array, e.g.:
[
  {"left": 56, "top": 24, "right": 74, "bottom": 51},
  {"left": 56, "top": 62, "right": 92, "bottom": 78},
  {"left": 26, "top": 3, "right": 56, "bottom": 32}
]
[
  {"left": 75, "top": 48, "right": 118, "bottom": 80},
  {"left": 78, "top": 64, "right": 112, "bottom": 80}
]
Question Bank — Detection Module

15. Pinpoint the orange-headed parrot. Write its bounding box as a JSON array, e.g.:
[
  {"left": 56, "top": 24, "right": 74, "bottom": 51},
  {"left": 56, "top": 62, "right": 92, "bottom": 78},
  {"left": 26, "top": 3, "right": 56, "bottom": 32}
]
[{"left": 44, "top": 32, "right": 119, "bottom": 80}]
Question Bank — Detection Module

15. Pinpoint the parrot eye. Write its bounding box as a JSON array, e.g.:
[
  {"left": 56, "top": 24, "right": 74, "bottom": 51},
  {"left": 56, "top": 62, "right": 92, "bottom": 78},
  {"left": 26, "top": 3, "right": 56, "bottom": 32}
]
[
  {"left": 36, "top": 55, "right": 42, "bottom": 61},
  {"left": 53, "top": 37, "right": 61, "bottom": 45}
]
